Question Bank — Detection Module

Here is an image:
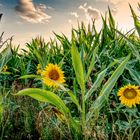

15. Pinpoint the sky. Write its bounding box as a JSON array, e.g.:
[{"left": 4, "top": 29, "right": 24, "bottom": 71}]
[{"left": 0, "top": 0, "right": 140, "bottom": 46}]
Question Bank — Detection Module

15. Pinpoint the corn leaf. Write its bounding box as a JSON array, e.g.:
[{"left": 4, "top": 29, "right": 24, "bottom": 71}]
[
  {"left": 116, "top": 30, "right": 140, "bottom": 61},
  {"left": 16, "top": 88, "right": 69, "bottom": 116},
  {"left": 71, "top": 45, "right": 85, "bottom": 91},
  {"left": 126, "top": 66, "right": 140, "bottom": 84},
  {"left": 0, "top": 45, "right": 12, "bottom": 72},
  {"left": 85, "top": 46, "right": 98, "bottom": 81},
  {"left": 86, "top": 54, "right": 130, "bottom": 122},
  {"left": 67, "top": 91, "right": 82, "bottom": 112},
  {"left": 129, "top": 4, "right": 140, "bottom": 36},
  {"left": 108, "top": 6, "right": 115, "bottom": 29},
  {"left": 85, "top": 69, "right": 107, "bottom": 101},
  {"left": 19, "top": 75, "right": 41, "bottom": 79}
]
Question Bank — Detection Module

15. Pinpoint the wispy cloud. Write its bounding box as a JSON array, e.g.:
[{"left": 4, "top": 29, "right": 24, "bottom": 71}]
[
  {"left": 87, "top": 7, "right": 100, "bottom": 20},
  {"left": 68, "top": 19, "right": 72, "bottom": 24},
  {"left": 95, "top": 0, "right": 123, "bottom": 5},
  {"left": 79, "top": 4, "right": 101, "bottom": 21},
  {"left": 15, "top": 0, "right": 51, "bottom": 23},
  {"left": 111, "top": 8, "right": 118, "bottom": 15},
  {"left": 70, "top": 12, "right": 79, "bottom": 18},
  {"left": 94, "top": 0, "right": 121, "bottom": 15}
]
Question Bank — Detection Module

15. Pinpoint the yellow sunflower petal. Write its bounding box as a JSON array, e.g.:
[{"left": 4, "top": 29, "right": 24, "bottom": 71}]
[{"left": 37, "top": 64, "right": 41, "bottom": 69}]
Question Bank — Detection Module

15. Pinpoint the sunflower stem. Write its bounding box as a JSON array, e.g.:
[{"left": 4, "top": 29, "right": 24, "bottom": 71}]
[{"left": 128, "top": 112, "right": 133, "bottom": 140}]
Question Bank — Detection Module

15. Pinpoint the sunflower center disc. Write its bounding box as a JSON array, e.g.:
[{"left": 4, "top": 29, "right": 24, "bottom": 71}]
[
  {"left": 49, "top": 70, "right": 59, "bottom": 80},
  {"left": 123, "top": 89, "right": 137, "bottom": 99}
]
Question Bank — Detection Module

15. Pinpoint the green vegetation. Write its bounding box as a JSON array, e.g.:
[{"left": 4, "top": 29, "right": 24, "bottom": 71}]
[{"left": 0, "top": 5, "right": 140, "bottom": 140}]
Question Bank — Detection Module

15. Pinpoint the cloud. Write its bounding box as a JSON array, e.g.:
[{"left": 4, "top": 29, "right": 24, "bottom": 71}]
[
  {"left": 111, "top": 8, "right": 118, "bottom": 15},
  {"left": 79, "top": 4, "right": 100, "bottom": 21},
  {"left": 15, "top": 0, "right": 51, "bottom": 23},
  {"left": 70, "top": 12, "right": 79, "bottom": 18},
  {"left": 95, "top": 0, "right": 122, "bottom": 5},
  {"left": 68, "top": 19, "right": 72, "bottom": 24},
  {"left": 93, "top": 0, "right": 121, "bottom": 15},
  {"left": 87, "top": 7, "right": 100, "bottom": 20}
]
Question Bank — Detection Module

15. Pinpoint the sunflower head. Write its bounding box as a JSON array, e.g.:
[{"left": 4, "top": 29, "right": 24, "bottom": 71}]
[
  {"left": 41, "top": 63, "right": 65, "bottom": 87},
  {"left": 117, "top": 84, "right": 140, "bottom": 108}
]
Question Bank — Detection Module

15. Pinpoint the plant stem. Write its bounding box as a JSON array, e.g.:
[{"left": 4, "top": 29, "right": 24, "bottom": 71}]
[
  {"left": 81, "top": 88, "right": 86, "bottom": 138},
  {"left": 128, "top": 113, "right": 133, "bottom": 140}
]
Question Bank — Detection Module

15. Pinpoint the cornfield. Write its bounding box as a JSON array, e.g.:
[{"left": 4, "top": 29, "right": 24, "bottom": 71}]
[{"left": 0, "top": 4, "right": 140, "bottom": 140}]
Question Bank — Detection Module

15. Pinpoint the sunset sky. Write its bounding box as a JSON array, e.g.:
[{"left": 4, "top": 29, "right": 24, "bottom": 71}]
[{"left": 0, "top": 0, "right": 140, "bottom": 46}]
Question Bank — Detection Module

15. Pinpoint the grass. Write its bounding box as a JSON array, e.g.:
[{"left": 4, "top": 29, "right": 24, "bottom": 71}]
[{"left": 0, "top": 4, "right": 140, "bottom": 140}]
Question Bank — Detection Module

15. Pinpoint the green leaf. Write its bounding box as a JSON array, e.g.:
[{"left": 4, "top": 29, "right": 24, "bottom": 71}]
[
  {"left": 85, "top": 46, "right": 98, "bottom": 81},
  {"left": 85, "top": 69, "right": 107, "bottom": 101},
  {"left": 71, "top": 45, "right": 85, "bottom": 91},
  {"left": 15, "top": 88, "right": 80, "bottom": 134},
  {"left": 0, "top": 72, "right": 11, "bottom": 75},
  {"left": 0, "top": 45, "right": 12, "bottom": 72},
  {"left": 115, "top": 120, "right": 130, "bottom": 131},
  {"left": 0, "top": 94, "right": 3, "bottom": 122},
  {"left": 86, "top": 54, "right": 130, "bottom": 122},
  {"left": 126, "top": 66, "right": 140, "bottom": 84},
  {"left": 116, "top": 30, "right": 140, "bottom": 61},
  {"left": 16, "top": 88, "right": 69, "bottom": 117},
  {"left": 129, "top": 4, "right": 140, "bottom": 36},
  {"left": 19, "top": 75, "right": 41, "bottom": 79},
  {"left": 108, "top": 6, "right": 115, "bottom": 29},
  {"left": 67, "top": 91, "right": 82, "bottom": 112}
]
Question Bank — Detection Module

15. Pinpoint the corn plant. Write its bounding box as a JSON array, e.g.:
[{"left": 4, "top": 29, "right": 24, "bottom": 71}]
[
  {"left": 15, "top": 42, "right": 131, "bottom": 140},
  {"left": 0, "top": 4, "right": 140, "bottom": 139}
]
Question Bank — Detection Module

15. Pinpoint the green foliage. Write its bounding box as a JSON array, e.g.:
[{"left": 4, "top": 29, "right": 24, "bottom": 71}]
[
  {"left": 1, "top": 4, "right": 140, "bottom": 140},
  {"left": 87, "top": 55, "right": 130, "bottom": 122},
  {"left": 16, "top": 88, "right": 70, "bottom": 116},
  {"left": 130, "top": 4, "right": 140, "bottom": 36}
]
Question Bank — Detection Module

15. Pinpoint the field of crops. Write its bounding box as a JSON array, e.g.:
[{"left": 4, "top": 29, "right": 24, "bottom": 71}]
[{"left": 0, "top": 5, "right": 140, "bottom": 140}]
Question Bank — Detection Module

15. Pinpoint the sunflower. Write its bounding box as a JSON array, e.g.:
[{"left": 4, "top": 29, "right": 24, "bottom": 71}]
[
  {"left": 37, "top": 64, "right": 41, "bottom": 69},
  {"left": 117, "top": 84, "right": 140, "bottom": 108},
  {"left": 41, "top": 63, "right": 65, "bottom": 87},
  {"left": 2, "top": 65, "right": 8, "bottom": 72},
  {"left": 37, "top": 64, "right": 42, "bottom": 75}
]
